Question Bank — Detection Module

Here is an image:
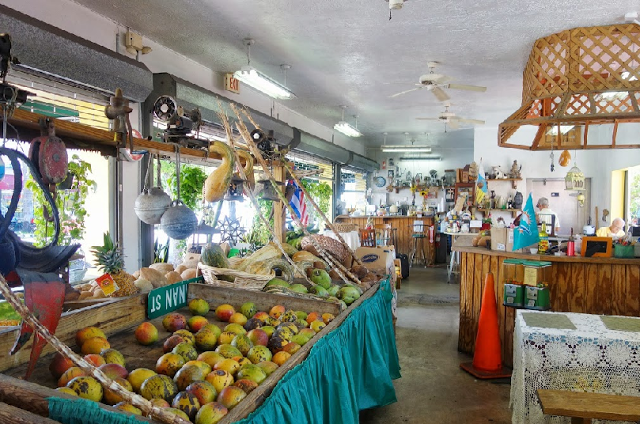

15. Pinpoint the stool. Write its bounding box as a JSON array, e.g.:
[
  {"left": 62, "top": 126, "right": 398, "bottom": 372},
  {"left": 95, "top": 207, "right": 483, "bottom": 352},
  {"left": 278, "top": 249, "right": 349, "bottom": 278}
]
[
  {"left": 537, "top": 389, "right": 640, "bottom": 424},
  {"left": 410, "top": 220, "right": 427, "bottom": 267},
  {"left": 359, "top": 228, "right": 375, "bottom": 247},
  {"left": 374, "top": 224, "right": 392, "bottom": 246}
]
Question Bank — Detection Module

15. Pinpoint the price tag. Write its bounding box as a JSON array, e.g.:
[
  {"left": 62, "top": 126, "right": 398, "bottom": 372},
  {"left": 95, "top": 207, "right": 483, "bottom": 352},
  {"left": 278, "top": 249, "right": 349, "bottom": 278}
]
[{"left": 95, "top": 274, "right": 119, "bottom": 296}]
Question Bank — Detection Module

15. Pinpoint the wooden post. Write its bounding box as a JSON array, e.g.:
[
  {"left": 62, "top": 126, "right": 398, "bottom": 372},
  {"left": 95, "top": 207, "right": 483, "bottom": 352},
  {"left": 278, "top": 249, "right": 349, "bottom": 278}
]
[{"left": 273, "top": 163, "right": 287, "bottom": 243}]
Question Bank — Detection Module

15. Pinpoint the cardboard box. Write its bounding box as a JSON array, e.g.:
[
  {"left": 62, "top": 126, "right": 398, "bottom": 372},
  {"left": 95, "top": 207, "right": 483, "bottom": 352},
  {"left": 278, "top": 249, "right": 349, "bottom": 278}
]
[
  {"left": 355, "top": 246, "right": 396, "bottom": 277},
  {"left": 491, "top": 227, "right": 514, "bottom": 252}
]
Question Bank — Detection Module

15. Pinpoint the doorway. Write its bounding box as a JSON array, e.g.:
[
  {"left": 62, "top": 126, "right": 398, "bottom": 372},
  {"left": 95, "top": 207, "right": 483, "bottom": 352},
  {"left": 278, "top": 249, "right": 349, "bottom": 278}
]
[{"left": 526, "top": 178, "right": 591, "bottom": 237}]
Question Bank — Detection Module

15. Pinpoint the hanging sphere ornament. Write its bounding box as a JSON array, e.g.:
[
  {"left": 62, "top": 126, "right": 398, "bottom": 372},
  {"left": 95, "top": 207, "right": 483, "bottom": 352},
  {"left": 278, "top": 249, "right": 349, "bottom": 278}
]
[
  {"left": 134, "top": 186, "right": 172, "bottom": 225},
  {"left": 160, "top": 200, "right": 198, "bottom": 240}
]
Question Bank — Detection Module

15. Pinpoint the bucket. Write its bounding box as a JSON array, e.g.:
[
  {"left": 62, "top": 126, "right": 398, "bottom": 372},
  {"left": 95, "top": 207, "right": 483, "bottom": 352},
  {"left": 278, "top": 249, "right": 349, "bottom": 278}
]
[{"left": 613, "top": 244, "right": 634, "bottom": 258}]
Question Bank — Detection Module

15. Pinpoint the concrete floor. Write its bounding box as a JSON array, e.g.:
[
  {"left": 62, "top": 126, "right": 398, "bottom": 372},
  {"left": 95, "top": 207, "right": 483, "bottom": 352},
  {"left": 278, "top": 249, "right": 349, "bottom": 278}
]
[{"left": 359, "top": 266, "right": 512, "bottom": 424}]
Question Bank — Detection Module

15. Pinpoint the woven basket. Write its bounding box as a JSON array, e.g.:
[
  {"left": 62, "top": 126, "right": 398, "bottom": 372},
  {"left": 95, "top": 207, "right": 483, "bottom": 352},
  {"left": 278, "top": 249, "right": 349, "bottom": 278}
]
[
  {"left": 333, "top": 223, "right": 359, "bottom": 233},
  {"left": 198, "top": 264, "right": 271, "bottom": 291}
]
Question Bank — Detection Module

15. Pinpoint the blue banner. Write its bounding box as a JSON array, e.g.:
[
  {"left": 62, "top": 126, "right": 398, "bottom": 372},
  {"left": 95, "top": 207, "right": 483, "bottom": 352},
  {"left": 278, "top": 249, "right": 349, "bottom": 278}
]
[{"left": 513, "top": 193, "right": 540, "bottom": 250}]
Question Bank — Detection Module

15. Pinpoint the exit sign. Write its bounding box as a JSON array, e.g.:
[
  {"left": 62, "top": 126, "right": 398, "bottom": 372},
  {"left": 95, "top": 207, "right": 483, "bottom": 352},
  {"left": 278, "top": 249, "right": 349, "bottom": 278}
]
[
  {"left": 225, "top": 73, "right": 240, "bottom": 94},
  {"left": 147, "top": 277, "right": 201, "bottom": 319}
]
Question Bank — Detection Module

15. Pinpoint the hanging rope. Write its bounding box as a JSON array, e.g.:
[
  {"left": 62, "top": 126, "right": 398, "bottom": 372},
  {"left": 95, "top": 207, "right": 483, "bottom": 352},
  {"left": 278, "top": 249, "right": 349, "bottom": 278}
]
[
  {"left": 239, "top": 107, "right": 366, "bottom": 269},
  {"left": 0, "top": 274, "right": 190, "bottom": 424},
  {"left": 229, "top": 104, "right": 364, "bottom": 288},
  {"left": 215, "top": 103, "right": 316, "bottom": 287}
]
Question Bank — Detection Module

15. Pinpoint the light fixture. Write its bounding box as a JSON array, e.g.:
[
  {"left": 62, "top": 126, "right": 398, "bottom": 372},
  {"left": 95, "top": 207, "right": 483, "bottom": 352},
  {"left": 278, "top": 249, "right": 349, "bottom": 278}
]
[
  {"left": 382, "top": 146, "right": 432, "bottom": 153},
  {"left": 399, "top": 156, "right": 442, "bottom": 161},
  {"left": 334, "top": 106, "right": 363, "bottom": 137},
  {"left": 565, "top": 153, "right": 585, "bottom": 191},
  {"left": 124, "top": 30, "right": 152, "bottom": 56},
  {"left": 233, "top": 39, "right": 295, "bottom": 100}
]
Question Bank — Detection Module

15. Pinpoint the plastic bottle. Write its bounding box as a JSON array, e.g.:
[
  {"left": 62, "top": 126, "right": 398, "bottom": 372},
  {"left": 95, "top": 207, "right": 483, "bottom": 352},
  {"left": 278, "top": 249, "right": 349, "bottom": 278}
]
[
  {"left": 538, "top": 222, "right": 549, "bottom": 254},
  {"left": 567, "top": 227, "right": 575, "bottom": 256}
]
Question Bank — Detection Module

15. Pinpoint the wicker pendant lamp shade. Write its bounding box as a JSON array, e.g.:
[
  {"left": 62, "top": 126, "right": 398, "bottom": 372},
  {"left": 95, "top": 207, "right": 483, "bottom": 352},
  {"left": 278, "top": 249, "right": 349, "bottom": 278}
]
[{"left": 499, "top": 24, "right": 640, "bottom": 150}]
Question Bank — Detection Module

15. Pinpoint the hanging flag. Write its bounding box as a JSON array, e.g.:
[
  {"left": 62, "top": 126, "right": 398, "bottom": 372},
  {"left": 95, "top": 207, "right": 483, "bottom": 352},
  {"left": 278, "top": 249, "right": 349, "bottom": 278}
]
[
  {"left": 475, "top": 158, "right": 488, "bottom": 206},
  {"left": 513, "top": 193, "right": 540, "bottom": 251},
  {"left": 289, "top": 181, "right": 309, "bottom": 227}
]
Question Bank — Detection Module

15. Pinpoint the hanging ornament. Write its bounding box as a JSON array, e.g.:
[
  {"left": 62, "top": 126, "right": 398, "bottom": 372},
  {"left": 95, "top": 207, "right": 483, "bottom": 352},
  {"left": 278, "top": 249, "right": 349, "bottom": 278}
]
[
  {"left": 224, "top": 174, "right": 245, "bottom": 202},
  {"left": 160, "top": 147, "right": 198, "bottom": 240},
  {"left": 559, "top": 150, "right": 571, "bottom": 167}
]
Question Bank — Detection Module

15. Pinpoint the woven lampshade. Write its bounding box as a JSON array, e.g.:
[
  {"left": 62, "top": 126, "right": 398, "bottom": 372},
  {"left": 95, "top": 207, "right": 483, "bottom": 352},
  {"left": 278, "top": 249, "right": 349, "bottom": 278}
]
[{"left": 499, "top": 24, "right": 640, "bottom": 150}]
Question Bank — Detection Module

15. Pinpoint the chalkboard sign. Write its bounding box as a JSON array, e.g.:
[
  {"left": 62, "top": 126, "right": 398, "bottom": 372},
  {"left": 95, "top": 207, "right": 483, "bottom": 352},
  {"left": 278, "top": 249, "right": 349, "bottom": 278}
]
[{"left": 581, "top": 237, "right": 612, "bottom": 258}]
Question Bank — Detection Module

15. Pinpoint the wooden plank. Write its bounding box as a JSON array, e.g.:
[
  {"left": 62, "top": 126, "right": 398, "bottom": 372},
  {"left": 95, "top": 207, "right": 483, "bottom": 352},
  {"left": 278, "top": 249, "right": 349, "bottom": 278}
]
[
  {"left": 570, "top": 263, "right": 587, "bottom": 313},
  {"left": 458, "top": 252, "right": 469, "bottom": 351},
  {"left": 0, "top": 373, "right": 155, "bottom": 423},
  {"left": 625, "top": 265, "right": 640, "bottom": 316},
  {"left": 187, "top": 283, "right": 341, "bottom": 316},
  {"left": 0, "top": 402, "right": 61, "bottom": 424},
  {"left": 598, "top": 265, "right": 613, "bottom": 315},
  {"left": 537, "top": 389, "right": 640, "bottom": 422},
  {"left": 552, "top": 263, "right": 571, "bottom": 312},
  {"left": 585, "top": 264, "right": 600, "bottom": 314},
  {"left": 452, "top": 246, "right": 640, "bottom": 265},
  {"left": 272, "top": 165, "right": 286, "bottom": 243},
  {"left": 611, "top": 265, "right": 627, "bottom": 316},
  {"left": 471, "top": 254, "right": 483, "bottom": 353},
  {"left": 221, "top": 284, "right": 380, "bottom": 423},
  {"left": 0, "top": 295, "right": 146, "bottom": 372},
  {"left": 463, "top": 252, "right": 476, "bottom": 352}
]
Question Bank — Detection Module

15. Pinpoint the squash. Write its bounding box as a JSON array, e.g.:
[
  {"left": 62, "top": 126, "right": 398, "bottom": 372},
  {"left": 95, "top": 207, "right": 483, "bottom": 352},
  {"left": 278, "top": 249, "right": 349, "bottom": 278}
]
[
  {"left": 244, "top": 258, "right": 294, "bottom": 283},
  {"left": 204, "top": 141, "right": 235, "bottom": 202},
  {"left": 237, "top": 149, "right": 255, "bottom": 190},
  {"left": 201, "top": 243, "right": 229, "bottom": 269},
  {"left": 276, "top": 242, "right": 298, "bottom": 257}
]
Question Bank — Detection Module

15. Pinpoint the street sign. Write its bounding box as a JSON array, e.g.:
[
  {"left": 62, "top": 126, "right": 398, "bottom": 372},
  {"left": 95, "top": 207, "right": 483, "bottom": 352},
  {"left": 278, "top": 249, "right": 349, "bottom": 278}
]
[{"left": 147, "top": 277, "right": 201, "bottom": 319}]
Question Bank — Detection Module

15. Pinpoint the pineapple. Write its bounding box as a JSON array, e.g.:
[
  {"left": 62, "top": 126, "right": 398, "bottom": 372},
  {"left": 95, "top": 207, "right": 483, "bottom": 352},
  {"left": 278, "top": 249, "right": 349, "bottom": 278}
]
[{"left": 91, "top": 232, "right": 139, "bottom": 297}]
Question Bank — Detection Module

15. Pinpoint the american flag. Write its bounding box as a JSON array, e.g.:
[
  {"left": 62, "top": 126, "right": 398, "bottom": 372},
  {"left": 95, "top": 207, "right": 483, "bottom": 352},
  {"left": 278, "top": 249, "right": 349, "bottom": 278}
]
[{"left": 289, "top": 181, "right": 309, "bottom": 226}]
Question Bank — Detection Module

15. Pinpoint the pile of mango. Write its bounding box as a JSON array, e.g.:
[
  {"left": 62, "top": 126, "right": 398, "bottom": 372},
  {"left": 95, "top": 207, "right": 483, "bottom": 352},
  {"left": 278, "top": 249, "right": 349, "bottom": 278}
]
[{"left": 51, "top": 298, "right": 333, "bottom": 423}]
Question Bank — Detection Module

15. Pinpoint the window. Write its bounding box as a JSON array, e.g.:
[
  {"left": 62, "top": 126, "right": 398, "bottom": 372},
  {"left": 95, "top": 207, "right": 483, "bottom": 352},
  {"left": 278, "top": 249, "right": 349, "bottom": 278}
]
[{"left": 626, "top": 165, "right": 640, "bottom": 227}]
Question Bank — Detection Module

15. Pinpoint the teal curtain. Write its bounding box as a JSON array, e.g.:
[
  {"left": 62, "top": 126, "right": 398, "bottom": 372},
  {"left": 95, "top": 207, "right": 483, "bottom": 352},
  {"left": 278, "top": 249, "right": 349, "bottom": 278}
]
[{"left": 236, "top": 279, "right": 401, "bottom": 424}]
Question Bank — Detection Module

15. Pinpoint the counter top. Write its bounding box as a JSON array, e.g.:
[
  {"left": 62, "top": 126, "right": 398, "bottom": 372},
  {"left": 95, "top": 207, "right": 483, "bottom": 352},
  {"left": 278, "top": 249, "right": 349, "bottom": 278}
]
[
  {"left": 335, "top": 215, "right": 435, "bottom": 219},
  {"left": 452, "top": 245, "right": 640, "bottom": 265}
]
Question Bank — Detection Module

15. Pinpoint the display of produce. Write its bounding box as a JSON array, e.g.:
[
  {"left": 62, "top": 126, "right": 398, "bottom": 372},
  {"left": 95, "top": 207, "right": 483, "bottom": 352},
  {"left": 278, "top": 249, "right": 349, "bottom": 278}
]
[{"left": 35, "top": 297, "right": 333, "bottom": 423}]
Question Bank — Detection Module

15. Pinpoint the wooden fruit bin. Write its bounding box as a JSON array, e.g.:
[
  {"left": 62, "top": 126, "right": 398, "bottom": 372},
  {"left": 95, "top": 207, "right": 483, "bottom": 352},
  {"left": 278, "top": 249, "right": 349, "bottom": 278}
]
[{"left": 0, "top": 281, "right": 345, "bottom": 423}]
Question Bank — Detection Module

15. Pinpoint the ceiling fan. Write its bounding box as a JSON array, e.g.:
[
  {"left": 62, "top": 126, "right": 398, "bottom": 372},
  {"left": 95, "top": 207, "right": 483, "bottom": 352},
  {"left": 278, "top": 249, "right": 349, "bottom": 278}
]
[
  {"left": 416, "top": 103, "right": 485, "bottom": 130},
  {"left": 389, "top": 62, "right": 487, "bottom": 102}
]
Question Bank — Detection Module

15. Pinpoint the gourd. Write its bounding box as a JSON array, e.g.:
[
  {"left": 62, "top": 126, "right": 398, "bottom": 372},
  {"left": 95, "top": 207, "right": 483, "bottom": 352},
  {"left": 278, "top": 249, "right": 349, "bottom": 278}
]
[
  {"left": 244, "top": 258, "right": 294, "bottom": 283},
  {"left": 204, "top": 141, "right": 235, "bottom": 202},
  {"left": 201, "top": 243, "right": 230, "bottom": 269},
  {"left": 237, "top": 149, "right": 255, "bottom": 190},
  {"left": 273, "top": 241, "right": 297, "bottom": 257}
]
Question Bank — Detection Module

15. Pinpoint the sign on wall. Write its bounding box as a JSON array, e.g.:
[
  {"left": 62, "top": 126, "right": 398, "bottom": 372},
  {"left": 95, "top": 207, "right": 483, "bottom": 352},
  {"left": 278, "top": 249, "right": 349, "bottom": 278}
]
[{"left": 225, "top": 73, "right": 240, "bottom": 94}]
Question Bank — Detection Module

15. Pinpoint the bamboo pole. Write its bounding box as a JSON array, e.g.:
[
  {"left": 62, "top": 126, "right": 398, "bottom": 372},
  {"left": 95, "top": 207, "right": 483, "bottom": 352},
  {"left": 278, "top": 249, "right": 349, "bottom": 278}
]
[
  {"left": 0, "top": 275, "right": 190, "bottom": 424},
  {"left": 229, "top": 104, "right": 364, "bottom": 288},
  {"left": 214, "top": 105, "right": 316, "bottom": 287},
  {"left": 239, "top": 107, "right": 366, "bottom": 269}
]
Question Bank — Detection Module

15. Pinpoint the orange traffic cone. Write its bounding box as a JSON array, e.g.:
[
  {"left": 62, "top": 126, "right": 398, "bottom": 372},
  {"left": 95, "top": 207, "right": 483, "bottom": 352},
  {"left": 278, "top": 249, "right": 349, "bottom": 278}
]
[{"left": 460, "top": 273, "right": 512, "bottom": 379}]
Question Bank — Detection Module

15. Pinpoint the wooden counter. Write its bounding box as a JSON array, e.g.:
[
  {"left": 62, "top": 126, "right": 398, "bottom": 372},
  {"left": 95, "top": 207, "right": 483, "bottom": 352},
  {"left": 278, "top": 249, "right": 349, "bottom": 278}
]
[
  {"left": 335, "top": 215, "right": 435, "bottom": 259},
  {"left": 454, "top": 245, "right": 640, "bottom": 367}
]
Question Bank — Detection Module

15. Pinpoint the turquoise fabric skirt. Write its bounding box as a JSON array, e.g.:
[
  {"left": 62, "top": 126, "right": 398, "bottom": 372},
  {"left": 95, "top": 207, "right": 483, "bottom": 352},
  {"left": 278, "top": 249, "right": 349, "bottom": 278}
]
[
  {"left": 48, "top": 279, "right": 401, "bottom": 424},
  {"left": 236, "top": 279, "right": 401, "bottom": 424}
]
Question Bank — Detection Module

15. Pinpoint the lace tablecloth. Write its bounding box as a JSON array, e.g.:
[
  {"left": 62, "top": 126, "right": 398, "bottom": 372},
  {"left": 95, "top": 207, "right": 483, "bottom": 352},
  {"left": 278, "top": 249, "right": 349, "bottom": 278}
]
[
  {"left": 511, "top": 310, "right": 640, "bottom": 424},
  {"left": 323, "top": 230, "right": 360, "bottom": 250}
]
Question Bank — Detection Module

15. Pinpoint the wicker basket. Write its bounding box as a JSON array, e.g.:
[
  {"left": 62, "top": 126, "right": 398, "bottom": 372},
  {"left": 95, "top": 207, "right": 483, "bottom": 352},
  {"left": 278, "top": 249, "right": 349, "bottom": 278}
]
[
  {"left": 332, "top": 223, "right": 359, "bottom": 233},
  {"left": 198, "top": 264, "right": 271, "bottom": 291}
]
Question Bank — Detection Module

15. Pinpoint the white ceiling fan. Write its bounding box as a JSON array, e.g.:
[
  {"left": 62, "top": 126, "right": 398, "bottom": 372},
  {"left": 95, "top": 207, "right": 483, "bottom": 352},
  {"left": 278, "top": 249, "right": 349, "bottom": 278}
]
[
  {"left": 416, "top": 103, "right": 485, "bottom": 130},
  {"left": 389, "top": 62, "right": 487, "bottom": 102}
]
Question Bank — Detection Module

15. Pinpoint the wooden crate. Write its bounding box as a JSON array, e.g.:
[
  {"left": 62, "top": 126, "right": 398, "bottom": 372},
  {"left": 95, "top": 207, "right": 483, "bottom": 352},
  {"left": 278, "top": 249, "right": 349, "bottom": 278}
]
[{"left": 0, "top": 281, "right": 356, "bottom": 423}]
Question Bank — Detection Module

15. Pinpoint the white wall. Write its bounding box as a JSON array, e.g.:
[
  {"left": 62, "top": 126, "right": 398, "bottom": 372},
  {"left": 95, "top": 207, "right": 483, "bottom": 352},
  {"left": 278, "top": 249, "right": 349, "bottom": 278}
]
[
  {"left": 368, "top": 149, "right": 473, "bottom": 207},
  {"left": 473, "top": 126, "right": 640, "bottom": 227},
  {"left": 0, "top": 0, "right": 366, "bottom": 155}
]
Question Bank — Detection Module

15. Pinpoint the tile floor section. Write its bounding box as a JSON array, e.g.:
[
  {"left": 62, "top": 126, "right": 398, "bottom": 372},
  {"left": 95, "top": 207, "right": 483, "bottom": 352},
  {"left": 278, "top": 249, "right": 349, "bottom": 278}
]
[{"left": 359, "top": 266, "right": 512, "bottom": 424}]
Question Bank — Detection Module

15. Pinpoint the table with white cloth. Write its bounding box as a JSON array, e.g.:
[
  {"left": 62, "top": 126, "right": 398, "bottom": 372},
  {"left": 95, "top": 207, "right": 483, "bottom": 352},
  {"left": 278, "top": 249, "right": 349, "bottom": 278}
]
[
  {"left": 511, "top": 310, "right": 640, "bottom": 424},
  {"left": 322, "top": 230, "right": 360, "bottom": 250}
]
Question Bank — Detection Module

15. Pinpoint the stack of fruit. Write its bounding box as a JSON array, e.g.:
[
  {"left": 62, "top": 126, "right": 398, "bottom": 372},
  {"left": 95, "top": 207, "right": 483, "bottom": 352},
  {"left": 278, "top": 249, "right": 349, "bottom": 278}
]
[{"left": 50, "top": 297, "right": 334, "bottom": 423}]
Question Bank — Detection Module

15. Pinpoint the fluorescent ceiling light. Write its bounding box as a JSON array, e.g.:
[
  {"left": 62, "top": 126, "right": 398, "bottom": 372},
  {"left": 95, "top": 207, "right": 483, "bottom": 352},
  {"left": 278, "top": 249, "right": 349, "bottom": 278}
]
[
  {"left": 234, "top": 66, "right": 295, "bottom": 100},
  {"left": 334, "top": 121, "right": 363, "bottom": 137},
  {"left": 546, "top": 125, "right": 574, "bottom": 135},
  {"left": 399, "top": 156, "right": 442, "bottom": 161},
  {"left": 381, "top": 146, "right": 432, "bottom": 153}
]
